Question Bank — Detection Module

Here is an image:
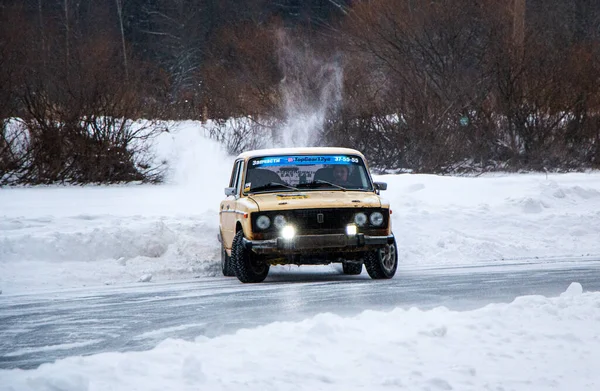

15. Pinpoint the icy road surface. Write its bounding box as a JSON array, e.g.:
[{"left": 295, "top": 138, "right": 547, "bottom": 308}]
[{"left": 2, "top": 260, "right": 600, "bottom": 370}]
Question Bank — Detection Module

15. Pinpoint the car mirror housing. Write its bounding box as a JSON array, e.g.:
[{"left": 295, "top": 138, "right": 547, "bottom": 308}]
[
  {"left": 224, "top": 187, "right": 236, "bottom": 196},
  {"left": 374, "top": 182, "right": 387, "bottom": 191}
]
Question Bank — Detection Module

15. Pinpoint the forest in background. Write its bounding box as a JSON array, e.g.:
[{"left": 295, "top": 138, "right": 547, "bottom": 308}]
[{"left": 1, "top": 0, "right": 600, "bottom": 184}]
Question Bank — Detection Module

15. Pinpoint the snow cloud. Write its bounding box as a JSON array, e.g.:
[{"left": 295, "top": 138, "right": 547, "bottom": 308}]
[{"left": 275, "top": 30, "right": 343, "bottom": 148}]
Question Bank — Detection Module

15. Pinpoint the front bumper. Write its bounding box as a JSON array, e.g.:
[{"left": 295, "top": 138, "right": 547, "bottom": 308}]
[{"left": 243, "top": 233, "right": 395, "bottom": 254}]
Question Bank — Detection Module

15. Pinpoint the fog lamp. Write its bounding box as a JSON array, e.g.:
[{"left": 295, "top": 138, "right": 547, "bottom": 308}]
[
  {"left": 346, "top": 224, "right": 358, "bottom": 236},
  {"left": 282, "top": 225, "right": 296, "bottom": 240}
]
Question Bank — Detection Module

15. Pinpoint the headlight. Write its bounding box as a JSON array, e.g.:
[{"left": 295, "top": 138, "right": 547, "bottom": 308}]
[
  {"left": 369, "top": 211, "right": 384, "bottom": 226},
  {"left": 354, "top": 212, "right": 367, "bottom": 226},
  {"left": 273, "top": 215, "right": 287, "bottom": 229},
  {"left": 256, "top": 215, "right": 271, "bottom": 230},
  {"left": 281, "top": 225, "right": 296, "bottom": 239}
]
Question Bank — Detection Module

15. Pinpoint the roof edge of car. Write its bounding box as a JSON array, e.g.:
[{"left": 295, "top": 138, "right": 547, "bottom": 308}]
[{"left": 236, "top": 147, "right": 366, "bottom": 160}]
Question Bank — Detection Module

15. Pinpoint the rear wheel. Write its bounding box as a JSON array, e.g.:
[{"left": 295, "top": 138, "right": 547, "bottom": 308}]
[
  {"left": 364, "top": 237, "right": 398, "bottom": 279},
  {"left": 231, "top": 230, "right": 270, "bottom": 283},
  {"left": 342, "top": 262, "right": 362, "bottom": 275},
  {"left": 221, "top": 240, "right": 235, "bottom": 277}
]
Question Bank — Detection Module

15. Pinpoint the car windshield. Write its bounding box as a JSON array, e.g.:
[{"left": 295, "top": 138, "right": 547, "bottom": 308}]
[{"left": 244, "top": 154, "right": 373, "bottom": 194}]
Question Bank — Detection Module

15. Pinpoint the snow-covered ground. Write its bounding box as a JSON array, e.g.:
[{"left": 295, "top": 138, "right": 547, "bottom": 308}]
[
  {"left": 2, "top": 121, "right": 600, "bottom": 389},
  {"left": 385, "top": 171, "right": 600, "bottom": 268},
  {"left": 2, "top": 282, "right": 599, "bottom": 390},
  {"left": 1, "top": 121, "right": 600, "bottom": 294}
]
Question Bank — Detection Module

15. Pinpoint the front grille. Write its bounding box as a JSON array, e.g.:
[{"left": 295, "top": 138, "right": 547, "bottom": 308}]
[
  {"left": 251, "top": 208, "right": 389, "bottom": 234},
  {"left": 290, "top": 209, "right": 354, "bottom": 230}
]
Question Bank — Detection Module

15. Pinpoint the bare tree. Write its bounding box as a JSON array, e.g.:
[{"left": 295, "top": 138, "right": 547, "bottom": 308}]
[
  {"left": 201, "top": 19, "right": 282, "bottom": 119},
  {"left": 115, "top": 0, "right": 129, "bottom": 79}
]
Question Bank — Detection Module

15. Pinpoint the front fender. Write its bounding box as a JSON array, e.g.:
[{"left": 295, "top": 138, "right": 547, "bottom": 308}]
[{"left": 235, "top": 197, "right": 259, "bottom": 239}]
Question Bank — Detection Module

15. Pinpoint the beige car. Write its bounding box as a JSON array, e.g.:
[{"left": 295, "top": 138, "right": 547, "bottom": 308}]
[{"left": 218, "top": 147, "right": 397, "bottom": 283}]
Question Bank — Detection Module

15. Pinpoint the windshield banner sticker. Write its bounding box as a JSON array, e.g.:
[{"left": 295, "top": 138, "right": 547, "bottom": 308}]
[{"left": 252, "top": 155, "right": 360, "bottom": 167}]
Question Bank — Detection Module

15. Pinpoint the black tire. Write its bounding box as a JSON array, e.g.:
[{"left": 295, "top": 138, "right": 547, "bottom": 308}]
[
  {"left": 364, "top": 236, "right": 398, "bottom": 279},
  {"left": 231, "top": 230, "right": 270, "bottom": 283},
  {"left": 221, "top": 240, "right": 235, "bottom": 277},
  {"left": 342, "top": 262, "right": 363, "bottom": 275}
]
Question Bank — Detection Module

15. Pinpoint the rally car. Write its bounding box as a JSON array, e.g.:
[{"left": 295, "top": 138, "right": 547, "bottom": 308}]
[{"left": 218, "top": 147, "right": 397, "bottom": 283}]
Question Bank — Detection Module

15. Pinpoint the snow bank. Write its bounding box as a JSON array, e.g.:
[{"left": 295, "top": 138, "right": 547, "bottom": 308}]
[
  {"left": 1, "top": 122, "right": 233, "bottom": 293},
  {"left": 2, "top": 284, "right": 599, "bottom": 391},
  {"left": 1, "top": 120, "right": 600, "bottom": 293},
  {"left": 380, "top": 172, "right": 600, "bottom": 267}
]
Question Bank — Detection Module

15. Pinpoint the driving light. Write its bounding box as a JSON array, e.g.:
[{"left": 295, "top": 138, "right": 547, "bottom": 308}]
[
  {"left": 346, "top": 224, "right": 357, "bottom": 236},
  {"left": 370, "top": 212, "right": 384, "bottom": 226},
  {"left": 281, "top": 225, "right": 296, "bottom": 240},
  {"left": 256, "top": 215, "right": 271, "bottom": 230},
  {"left": 354, "top": 212, "right": 367, "bottom": 227},
  {"left": 273, "top": 215, "right": 287, "bottom": 229}
]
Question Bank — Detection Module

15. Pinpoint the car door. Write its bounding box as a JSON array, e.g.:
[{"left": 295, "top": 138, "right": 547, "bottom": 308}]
[{"left": 220, "top": 159, "right": 243, "bottom": 249}]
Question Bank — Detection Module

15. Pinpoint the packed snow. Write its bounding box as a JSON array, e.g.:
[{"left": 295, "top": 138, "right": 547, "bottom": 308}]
[
  {"left": 1, "top": 283, "right": 599, "bottom": 390},
  {"left": 2, "top": 121, "right": 600, "bottom": 294}
]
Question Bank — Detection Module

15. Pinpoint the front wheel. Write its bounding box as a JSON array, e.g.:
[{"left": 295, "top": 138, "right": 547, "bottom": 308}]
[
  {"left": 221, "top": 240, "right": 235, "bottom": 277},
  {"left": 363, "top": 237, "right": 398, "bottom": 279},
  {"left": 231, "top": 230, "right": 270, "bottom": 283}
]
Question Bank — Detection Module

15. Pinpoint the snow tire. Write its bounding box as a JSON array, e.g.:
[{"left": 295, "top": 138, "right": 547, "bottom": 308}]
[
  {"left": 231, "top": 230, "right": 270, "bottom": 283},
  {"left": 363, "top": 236, "right": 398, "bottom": 279},
  {"left": 221, "top": 240, "right": 236, "bottom": 277}
]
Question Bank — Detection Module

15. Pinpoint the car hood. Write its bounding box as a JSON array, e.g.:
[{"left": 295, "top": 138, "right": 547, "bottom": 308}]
[{"left": 248, "top": 191, "right": 382, "bottom": 211}]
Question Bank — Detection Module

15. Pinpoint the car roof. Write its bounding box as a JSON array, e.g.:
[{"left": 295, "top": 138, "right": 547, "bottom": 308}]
[{"left": 235, "top": 147, "right": 366, "bottom": 160}]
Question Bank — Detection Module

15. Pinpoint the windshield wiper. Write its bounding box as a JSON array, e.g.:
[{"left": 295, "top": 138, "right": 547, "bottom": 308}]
[
  {"left": 248, "top": 182, "right": 299, "bottom": 193},
  {"left": 298, "top": 180, "right": 347, "bottom": 191}
]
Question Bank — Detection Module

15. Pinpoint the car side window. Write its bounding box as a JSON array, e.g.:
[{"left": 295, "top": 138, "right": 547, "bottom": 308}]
[
  {"left": 229, "top": 161, "right": 240, "bottom": 188},
  {"left": 234, "top": 161, "right": 245, "bottom": 195}
]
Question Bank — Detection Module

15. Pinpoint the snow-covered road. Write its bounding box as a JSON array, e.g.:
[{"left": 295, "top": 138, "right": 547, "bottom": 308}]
[{"left": 3, "top": 260, "right": 600, "bottom": 371}]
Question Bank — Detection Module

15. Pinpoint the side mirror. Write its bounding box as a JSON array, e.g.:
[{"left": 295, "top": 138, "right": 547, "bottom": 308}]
[
  {"left": 224, "top": 187, "right": 236, "bottom": 196},
  {"left": 374, "top": 182, "right": 387, "bottom": 191}
]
